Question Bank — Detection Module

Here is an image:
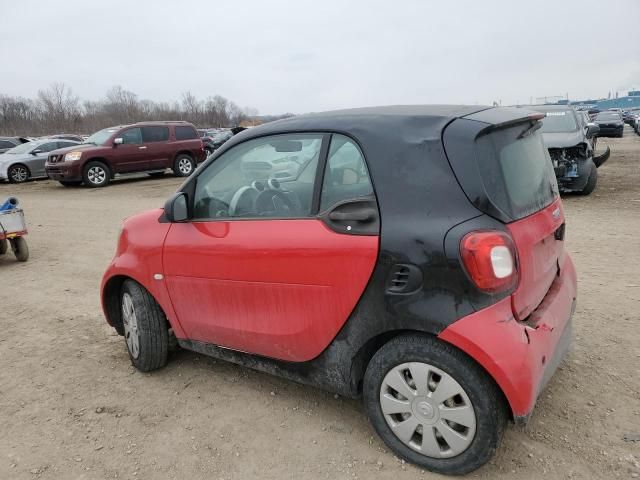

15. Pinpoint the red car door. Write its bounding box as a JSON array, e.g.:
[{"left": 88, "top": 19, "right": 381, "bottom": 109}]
[{"left": 162, "top": 133, "right": 379, "bottom": 362}]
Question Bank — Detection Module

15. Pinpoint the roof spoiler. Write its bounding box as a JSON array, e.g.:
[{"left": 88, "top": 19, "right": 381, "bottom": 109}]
[{"left": 462, "top": 107, "right": 545, "bottom": 131}]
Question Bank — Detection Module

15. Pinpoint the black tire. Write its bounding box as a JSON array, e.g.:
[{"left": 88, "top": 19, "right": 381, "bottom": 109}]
[
  {"left": 147, "top": 171, "right": 166, "bottom": 178},
  {"left": 7, "top": 164, "right": 30, "bottom": 183},
  {"left": 120, "top": 279, "right": 169, "bottom": 372},
  {"left": 59, "top": 180, "right": 82, "bottom": 187},
  {"left": 9, "top": 237, "right": 29, "bottom": 262},
  {"left": 82, "top": 161, "right": 111, "bottom": 188},
  {"left": 204, "top": 148, "right": 214, "bottom": 158},
  {"left": 579, "top": 162, "right": 598, "bottom": 196},
  {"left": 0, "top": 239, "right": 7, "bottom": 255},
  {"left": 173, "top": 154, "right": 196, "bottom": 177},
  {"left": 363, "top": 334, "right": 507, "bottom": 476}
]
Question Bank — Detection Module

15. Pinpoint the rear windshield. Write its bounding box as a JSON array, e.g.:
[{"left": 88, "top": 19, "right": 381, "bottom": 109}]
[
  {"left": 474, "top": 122, "right": 558, "bottom": 220},
  {"left": 539, "top": 110, "right": 578, "bottom": 133}
]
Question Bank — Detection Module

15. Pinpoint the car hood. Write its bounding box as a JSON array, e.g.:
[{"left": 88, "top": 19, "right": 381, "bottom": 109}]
[
  {"left": 50, "top": 143, "right": 104, "bottom": 155},
  {"left": 541, "top": 131, "right": 585, "bottom": 149}
]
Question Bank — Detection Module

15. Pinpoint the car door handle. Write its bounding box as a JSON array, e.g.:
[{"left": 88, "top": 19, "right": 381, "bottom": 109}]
[
  {"left": 139, "top": 146, "right": 147, "bottom": 150},
  {"left": 328, "top": 208, "right": 376, "bottom": 222}
]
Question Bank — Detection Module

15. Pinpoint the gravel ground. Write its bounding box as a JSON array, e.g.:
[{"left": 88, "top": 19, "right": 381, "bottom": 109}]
[{"left": 1, "top": 128, "right": 639, "bottom": 479}]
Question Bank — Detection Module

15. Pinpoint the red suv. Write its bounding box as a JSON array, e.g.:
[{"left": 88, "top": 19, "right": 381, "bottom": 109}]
[
  {"left": 45, "top": 121, "right": 205, "bottom": 187},
  {"left": 101, "top": 106, "right": 577, "bottom": 475}
]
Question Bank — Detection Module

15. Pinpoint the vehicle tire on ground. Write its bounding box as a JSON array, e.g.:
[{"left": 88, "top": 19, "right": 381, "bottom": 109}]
[
  {"left": 173, "top": 154, "right": 196, "bottom": 177},
  {"left": 82, "top": 161, "right": 111, "bottom": 188},
  {"left": 7, "top": 164, "right": 30, "bottom": 183},
  {"left": 148, "top": 171, "right": 166, "bottom": 178},
  {"left": 120, "top": 279, "right": 169, "bottom": 372},
  {"left": 0, "top": 239, "right": 7, "bottom": 255},
  {"left": 204, "top": 147, "right": 214, "bottom": 158},
  {"left": 9, "top": 237, "right": 29, "bottom": 262},
  {"left": 363, "top": 334, "right": 507, "bottom": 476},
  {"left": 59, "top": 180, "right": 82, "bottom": 187},
  {"left": 580, "top": 162, "right": 598, "bottom": 196}
]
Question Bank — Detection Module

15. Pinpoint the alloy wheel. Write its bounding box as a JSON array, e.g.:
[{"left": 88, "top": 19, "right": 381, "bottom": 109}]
[
  {"left": 178, "top": 158, "right": 193, "bottom": 175},
  {"left": 87, "top": 166, "right": 107, "bottom": 185},
  {"left": 10, "top": 166, "right": 28, "bottom": 182}
]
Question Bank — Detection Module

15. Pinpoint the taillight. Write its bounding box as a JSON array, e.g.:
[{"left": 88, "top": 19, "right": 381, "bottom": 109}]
[{"left": 460, "top": 230, "right": 518, "bottom": 293}]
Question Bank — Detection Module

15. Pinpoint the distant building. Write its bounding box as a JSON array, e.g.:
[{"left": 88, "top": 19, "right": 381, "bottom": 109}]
[{"left": 569, "top": 90, "right": 640, "bottom": 110}]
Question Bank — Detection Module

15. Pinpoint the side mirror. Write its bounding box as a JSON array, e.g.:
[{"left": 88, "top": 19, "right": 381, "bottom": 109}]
[
  {"left": 164, "top": 192, "right": 189, "bottom": 222},
  {"left": 113, "top": 138, "right": 123, "bottom": 145},
  {"left": 31, "top": 149, "right": 42, "bottom": 155},
  {"left": 586, "top": 123, "right": 600, "bottom": 139}
]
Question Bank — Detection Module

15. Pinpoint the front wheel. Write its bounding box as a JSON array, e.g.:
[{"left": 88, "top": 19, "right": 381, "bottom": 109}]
[
  {"left": 9, "top": 237, "right": 29, "bottom": 262},
  {"left": 173, "top": 154, "right": 196, "bottom": 177},
  {"left": 120, "top": 280, "right": 169, "bottom": 372},
  {"left": 363, "top": 334, "right": 507, "bottom": 476},
  {"left": 580, "top": 162, "right": 598, "bottom": 196},
  {"left": 8, "top": 164, "right": 30, "bottom": 183},
  {"left": 83, "top": 161, "right": 111, "bottom": 188}
]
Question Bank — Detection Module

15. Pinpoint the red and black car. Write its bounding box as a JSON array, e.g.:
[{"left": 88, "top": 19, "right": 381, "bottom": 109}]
[{"left": 101, "top": 105, "right": 577, "bottom": 475}]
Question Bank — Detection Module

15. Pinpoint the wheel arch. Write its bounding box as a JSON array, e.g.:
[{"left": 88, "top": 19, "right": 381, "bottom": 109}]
[
  {"left": 84, "top": 157, "right": 114, "bottom": 178},
  {"left": 352, "top": 329, "right": 512, "bottom": 420},
  {"left": 102, "top": 274, "right": 174, "bottom": 336},
  {"left": 174, "top": 150, "right": 194, "bottom": 161}
]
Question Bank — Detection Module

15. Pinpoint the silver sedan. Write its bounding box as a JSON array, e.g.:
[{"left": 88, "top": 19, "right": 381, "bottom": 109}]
[{"left": 0, "top": 138, "right": 80, "bottom": 183}]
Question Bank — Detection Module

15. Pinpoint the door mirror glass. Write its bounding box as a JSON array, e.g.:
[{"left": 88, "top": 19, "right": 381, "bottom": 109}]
[
  {"left": 113, "top": 137, "right": 123, "bottom": 145},
  {"left": 164, "top": 192, "right": 189, "bottom": 222}
]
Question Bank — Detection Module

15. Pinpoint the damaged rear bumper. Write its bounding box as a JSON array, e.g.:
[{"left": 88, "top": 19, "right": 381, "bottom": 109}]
[{"left": 438, "top": 254, "right": 577, "bottom": 422}]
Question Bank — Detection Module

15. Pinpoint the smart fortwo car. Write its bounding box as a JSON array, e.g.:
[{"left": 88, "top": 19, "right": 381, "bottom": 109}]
[{"left": 101, "top": 106, "right": 577, "bottom": 475}]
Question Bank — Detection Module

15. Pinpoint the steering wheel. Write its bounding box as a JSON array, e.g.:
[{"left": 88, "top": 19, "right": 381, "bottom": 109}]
[
  {"left": 228, "top": 186, "right": 259, "bottom": 217},
  {"left": 254, "top": 189, "right": 297, "bottom": 216}
]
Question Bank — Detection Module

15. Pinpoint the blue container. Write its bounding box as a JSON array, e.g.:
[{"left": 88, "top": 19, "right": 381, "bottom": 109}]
[{"left": 0, "top": 197, "right": 18, "bottom": 212}]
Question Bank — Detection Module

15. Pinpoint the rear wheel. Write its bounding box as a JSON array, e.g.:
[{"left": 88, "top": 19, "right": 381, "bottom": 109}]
[
  {"left": 83, "top": 161, "right": 110, "bottom": 188},
  {"left": 8, "top": 164, "right": 30, "bottom": 183},
  {"left": 120, "top": 279, "right": 169, "bottom": 372},
  {"left": 9, "top": 237, "right": 29, "bottom": 262},
  {"left": 173, "top": 154, "right": 196, "bottom": 177},
  {"left": 580, "top": 162, "right": 598, "bottom": 196},
  {"left": 363, "top": 334, "right": 507, "bottom": 476}
]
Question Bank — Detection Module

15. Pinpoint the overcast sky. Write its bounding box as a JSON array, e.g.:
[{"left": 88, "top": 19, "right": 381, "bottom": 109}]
[{"left": 1, "top": 0, "right": 639, "bottom": 114}]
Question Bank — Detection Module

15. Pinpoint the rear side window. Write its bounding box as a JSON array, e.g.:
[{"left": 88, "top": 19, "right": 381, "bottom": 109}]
[
  {"left": 142, "top": 126, "right": 169, "bottom": 143},
  {"left": 175, "top": 125, "right": 198, "bottom": 140},
  {"left": 475, "top": 123, "right": 558, "bottom": 220}
]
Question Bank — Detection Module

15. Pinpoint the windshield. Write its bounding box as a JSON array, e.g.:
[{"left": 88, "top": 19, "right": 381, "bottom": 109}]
[
  {"left": 84, "top": 128, "right": 118, "bottom": 145},
  {"left": 595, "top": 113, "right": 621, "bottom": 121},
  {"left": 539, "top": 110, "right": 578, "bottom": 133},
  {"left": 5, "top": 141, "right": 39, "bottom": 154}
]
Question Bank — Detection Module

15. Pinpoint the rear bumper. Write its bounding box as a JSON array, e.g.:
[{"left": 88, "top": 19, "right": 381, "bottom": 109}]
[{"left": 438, "top": 254, "right": 577, "bottom": 422}]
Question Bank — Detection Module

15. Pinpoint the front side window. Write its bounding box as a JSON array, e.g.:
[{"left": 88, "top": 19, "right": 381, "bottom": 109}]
[
  {"left": 38, "top": 142, "right": 58, "bottom": 153},
  {"left": 121, "top": 128, "right": 142, "bottom": 144},
  {"left": 142, "top": 126, "right": 169, "bottom": 143},
  {"left": 193, "top": 134, "right": 323, "bottom": 220},
  {"left": 320, "top": 135, "right": 373, "bottom": 212}
]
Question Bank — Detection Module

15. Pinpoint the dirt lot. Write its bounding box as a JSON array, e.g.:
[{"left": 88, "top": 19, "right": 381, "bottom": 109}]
[{"left": 1, "top": 130, "right": 639, "bottom": 480}]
